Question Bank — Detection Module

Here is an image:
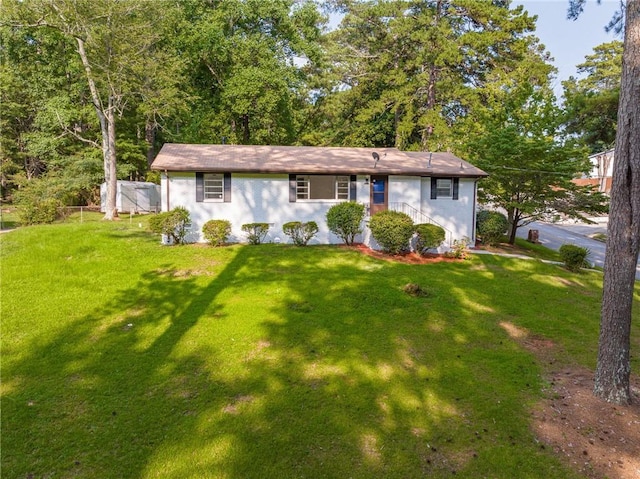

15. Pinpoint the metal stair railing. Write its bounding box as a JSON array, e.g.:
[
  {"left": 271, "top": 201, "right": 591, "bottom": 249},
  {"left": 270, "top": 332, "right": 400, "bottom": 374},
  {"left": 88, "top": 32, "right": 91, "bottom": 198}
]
[{"left": 388, "top": 202, "right": 454, "bottom": 246}]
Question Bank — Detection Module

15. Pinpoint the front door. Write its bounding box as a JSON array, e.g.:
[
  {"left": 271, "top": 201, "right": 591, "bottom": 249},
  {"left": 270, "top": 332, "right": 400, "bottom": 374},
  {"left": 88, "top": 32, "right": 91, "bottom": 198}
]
[{"left": 370, "top": 175, "right": 388, "bottom": 215}]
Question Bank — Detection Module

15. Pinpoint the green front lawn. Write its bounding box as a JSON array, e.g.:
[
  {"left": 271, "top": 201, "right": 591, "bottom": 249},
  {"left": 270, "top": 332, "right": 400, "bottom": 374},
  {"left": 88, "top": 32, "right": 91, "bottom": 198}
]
[{"left": 2, "top": 221, "right": 638, "bottom": 478}]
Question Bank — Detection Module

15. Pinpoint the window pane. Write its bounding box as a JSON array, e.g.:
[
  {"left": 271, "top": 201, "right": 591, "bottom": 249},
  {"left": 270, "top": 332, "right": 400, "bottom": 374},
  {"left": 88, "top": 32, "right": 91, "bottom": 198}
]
[
  {"left": 436, "top": 178, "right": 452, "bottom": 197},
  {"left": 336, "top": 176, "right": 349, "bottom": 200},
  {"left": 296, "top": 176, "right": 310, "bottom": 199},
  {"left": 309, "top": 176, "right": 335, "bottom": 199},
  {"left": 296, "top": 175, "right": 349, "bottom": 200},
  {"left": 372, "top": 177, "right": 385, "bottom": 204},
  {"left": 204, "top": 174, "right": 223, "bottom": 199}
]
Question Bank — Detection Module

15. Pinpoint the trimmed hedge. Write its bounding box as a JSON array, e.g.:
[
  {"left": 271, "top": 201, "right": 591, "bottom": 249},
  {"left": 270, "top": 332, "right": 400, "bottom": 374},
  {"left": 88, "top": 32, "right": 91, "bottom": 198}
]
[
  {"left": 559, "top": 244, "right": 590, "bottom": 272},
  {"left": 369, "top": 210, "right": 414, "bottom": 254},
  {"left": 149, "top": 207, "right": 191, "bottom": 245},
  {"left": 415, "top": 223, "right": 446, "bottom": 255},
  {"left": 476, "top": 210, "right": 508, "bottom": 246},
  {"left": 282, "top": 221, "right": 319, "bottom": 246},
  {"left": 242, "top": 223, "right": 270, "bottom": 245},
  {"left": 326, "top": 202, "right": 365, "bottom": 245},
  {"left": 202, "top": 219, "right": 231, "bottom": 246}
]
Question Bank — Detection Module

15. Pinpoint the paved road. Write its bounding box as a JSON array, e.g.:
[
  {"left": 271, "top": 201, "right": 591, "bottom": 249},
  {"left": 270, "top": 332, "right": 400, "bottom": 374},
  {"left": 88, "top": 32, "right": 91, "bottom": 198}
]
[{"left": 517, "top": 219, "right": 640, "bottom": 279}]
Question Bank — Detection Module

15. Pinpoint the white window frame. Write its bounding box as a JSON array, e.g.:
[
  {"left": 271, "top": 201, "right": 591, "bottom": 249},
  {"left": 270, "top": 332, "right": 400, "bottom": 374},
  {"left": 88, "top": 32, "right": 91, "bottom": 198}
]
[
  {"left": 204, "top": 173, "right": 224, "bottom": 201},
  {"left": 435, "top": 178, "right": 453, "bottom": 198}
]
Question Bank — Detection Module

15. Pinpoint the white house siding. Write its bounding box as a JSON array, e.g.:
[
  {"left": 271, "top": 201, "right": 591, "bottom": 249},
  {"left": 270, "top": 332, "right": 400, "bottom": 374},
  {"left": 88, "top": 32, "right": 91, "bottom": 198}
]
[
  {"left": 162, "top": 172, "right": 371, "bottom": 244},
  {"left": 420, "top": 177, "right": 478, "bottom": 244},
  {"left": 161, "top": 172, "right": 477, "bottom": 246},
  {"left": 389, "top": 176, "right": 422, "bottom": 205}
]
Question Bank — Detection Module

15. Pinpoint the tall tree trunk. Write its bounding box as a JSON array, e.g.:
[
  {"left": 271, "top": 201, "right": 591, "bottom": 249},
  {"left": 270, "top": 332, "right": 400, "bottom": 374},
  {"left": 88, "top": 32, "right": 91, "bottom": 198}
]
[
  {"left": 507, "top": 210, "right": 520, "bottom": 245},
  {"left": 105, "top": 101, "right": 118, "bottom": 219},
  {"left": 76, "top": 37, "right": 118, "bottom": 220},
  {"left": 394, "top": 103, "right": 402, "bottom": 148},
  {"left": 145, "top": 119, "right": 156, "bottom": 166},
  {"left": 242, "top": 114, "right": 250, "bottom": 144},
  {"left": 594, "top": 0, "right": 640, "bottom": 405},
  {"left": 421, "top": 1, "right": 442, "bottom": 150}
]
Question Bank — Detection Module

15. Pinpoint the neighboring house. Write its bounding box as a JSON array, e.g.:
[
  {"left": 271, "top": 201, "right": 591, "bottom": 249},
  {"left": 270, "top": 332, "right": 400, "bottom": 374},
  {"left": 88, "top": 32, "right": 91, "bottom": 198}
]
[
  {"left": 574, "top": 149, "right": 614, "bottom": 194},
  {"left": 150, "top": 144, "right": 487, "bottom": 248},
  {"left": 100, "top": 180, "right": 161, "bottom": 214}
]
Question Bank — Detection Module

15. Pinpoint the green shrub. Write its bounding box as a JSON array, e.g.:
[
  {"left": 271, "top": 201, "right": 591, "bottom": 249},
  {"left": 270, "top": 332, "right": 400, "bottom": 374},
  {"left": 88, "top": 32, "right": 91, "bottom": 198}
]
[
  {"left": 559, "top": 244, "right": 590, "bottom": 272},
  {"left": 326, "top": 202, "right": 365, "bottom": 245},
  {"left": 415, "top": 223, "right": 446, "bottom": 255},
  {"left": 14, "top": 176, "right": 73, "bottom": 225},
  {"left": 476, "top": 210, "right": 508, "bottom": 246},
  {"left": 149, "top": 207, "right": 191, "bottom": 245},
  {"left": 282, "top": 221, "right": 319, "bottom": 246},
  {"left": 202, "top": 219, "right": 231, "bottom": 246},
  {"left": 445, "top": 237, "right": 470, "bottom": 259},
  {"left": 369, "top": 210, "right": 414, "bottom": 254},
  {"left": 17, "top": 197, "right": 61, "bottom": 225},
  {"left": 241, "top": 223, "right": 270, "bottom": 245}
]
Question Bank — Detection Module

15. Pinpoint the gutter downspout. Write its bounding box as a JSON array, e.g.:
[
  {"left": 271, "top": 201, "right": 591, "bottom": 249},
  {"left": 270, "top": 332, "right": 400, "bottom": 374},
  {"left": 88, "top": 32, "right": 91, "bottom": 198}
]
[
  {"left": 164, "top": 170, "right": 170, "bottom": 211},
  {"left": 471, "top": 178, "right": 479, "bottom": 246}
]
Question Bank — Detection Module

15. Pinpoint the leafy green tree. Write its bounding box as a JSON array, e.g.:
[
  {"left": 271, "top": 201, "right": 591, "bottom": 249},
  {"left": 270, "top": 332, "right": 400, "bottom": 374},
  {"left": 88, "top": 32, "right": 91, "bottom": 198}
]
[
  {"left": 173, "top": 0, "right": 325, "bottom": 146},
  {"left": 311, "top": 0, "right": 542, "bottom": 150},
  {"left": 562, "top": 41, "right": 623, "bottom": 153},
  {"left": 0, "top": 23, "right": 95, "bottom": 200},
  {"left": 2, "top": 0, "right": 185, "bottom": 219},
  {"left": 469, "top": 84, "right": 608, "bottom": 244}
]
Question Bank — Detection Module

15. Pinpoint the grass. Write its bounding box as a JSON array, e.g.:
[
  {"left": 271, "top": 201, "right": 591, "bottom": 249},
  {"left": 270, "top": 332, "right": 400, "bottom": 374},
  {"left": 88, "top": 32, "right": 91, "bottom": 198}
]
[
  {"left": 477, "top": 237, "right": 563, "bottom": 263},
  {"left": 2, "top": 220, "right": 639, "bottom": 479}
]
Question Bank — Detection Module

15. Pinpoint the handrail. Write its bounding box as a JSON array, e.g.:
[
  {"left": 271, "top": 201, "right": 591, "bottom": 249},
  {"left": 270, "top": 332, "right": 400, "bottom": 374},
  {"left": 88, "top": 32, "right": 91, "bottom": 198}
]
[{"left": 388, "top": 202, "right": 454, "bottom": 246}]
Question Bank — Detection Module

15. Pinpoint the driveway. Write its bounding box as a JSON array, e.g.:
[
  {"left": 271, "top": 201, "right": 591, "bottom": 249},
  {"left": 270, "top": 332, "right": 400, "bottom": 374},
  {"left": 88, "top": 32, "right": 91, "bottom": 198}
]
[{"left": 516, "top": 218, "right": 640, "bottom": 280}]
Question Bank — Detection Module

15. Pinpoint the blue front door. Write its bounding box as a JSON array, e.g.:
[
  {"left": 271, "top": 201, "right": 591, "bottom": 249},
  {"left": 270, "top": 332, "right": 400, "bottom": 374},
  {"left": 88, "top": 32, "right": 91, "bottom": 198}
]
[{"left": 370, "top": 175, "right": 388, "bottom": 215}]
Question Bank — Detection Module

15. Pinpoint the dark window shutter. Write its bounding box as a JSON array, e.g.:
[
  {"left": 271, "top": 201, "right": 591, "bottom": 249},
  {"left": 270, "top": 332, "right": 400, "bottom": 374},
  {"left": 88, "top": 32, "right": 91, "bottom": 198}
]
[
  {"left": 224, "top": 173, "right": 231, "bottom": 202},
  {"left": 196, "top": 172, "right": 204, "bottom": 202},
  {"left": 350, "top": 175, "right": 357, "bottom": 201},
  {"left": 453, "top": 178, "right": 459, "bottom": 200},
  {"left": 289, "top": 174, "right": 297, "bottom": 202},
  {"left": 430, "top": 177, "right": 437, "bottom": 199}
]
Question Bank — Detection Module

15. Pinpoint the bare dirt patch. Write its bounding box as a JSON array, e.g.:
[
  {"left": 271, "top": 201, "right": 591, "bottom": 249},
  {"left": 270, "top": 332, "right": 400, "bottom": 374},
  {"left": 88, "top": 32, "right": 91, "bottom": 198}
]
[
  {"left": 533, "top": 369, "right": 640, "bottom": 479},
  {"left": 500, "top": 321, "right": 640, "bottom": 479}
]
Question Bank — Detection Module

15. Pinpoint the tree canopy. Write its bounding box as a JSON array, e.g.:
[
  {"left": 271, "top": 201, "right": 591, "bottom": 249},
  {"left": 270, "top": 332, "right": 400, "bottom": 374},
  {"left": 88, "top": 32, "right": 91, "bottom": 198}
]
[
  {"left": 468, "top": 82, "right": 608, "bottom": 244},
  {"left": 562, "top": 41, "right": 623, "bottom": 153},
  {"left": 0, "top": 0, "right": 608, "bottom": 235}
]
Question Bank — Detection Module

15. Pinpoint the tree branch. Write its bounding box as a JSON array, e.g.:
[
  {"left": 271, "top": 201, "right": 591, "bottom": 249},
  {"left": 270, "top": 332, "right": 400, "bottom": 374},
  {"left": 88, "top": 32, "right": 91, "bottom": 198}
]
[{"left": 54, "top": 111, "right": 100, "bottom": 148}]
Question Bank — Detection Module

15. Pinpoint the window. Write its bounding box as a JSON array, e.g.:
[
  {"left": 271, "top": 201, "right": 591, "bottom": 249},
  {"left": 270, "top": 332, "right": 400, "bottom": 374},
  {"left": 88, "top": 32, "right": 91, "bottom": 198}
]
[
  {"left": 204, "top": 173, "right": 223, "bottom": 200},
  {"left": 430, "top": 177, "right": 459, "bottom": 200},
  {"left": 196, "top": 172, "right": 231, "bottom": 202},
  {"left": 436, "top": 178, "right": 452, "bottom": 198},
  {"left": 295, "top": 175, "right": 350, "bottom": 200}
]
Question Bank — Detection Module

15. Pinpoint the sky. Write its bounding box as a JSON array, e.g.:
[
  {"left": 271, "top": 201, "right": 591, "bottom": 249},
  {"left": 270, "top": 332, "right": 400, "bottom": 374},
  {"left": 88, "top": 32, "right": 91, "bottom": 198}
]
[{"left": 517, "top": 0, "right": 622, "bottom": 97}]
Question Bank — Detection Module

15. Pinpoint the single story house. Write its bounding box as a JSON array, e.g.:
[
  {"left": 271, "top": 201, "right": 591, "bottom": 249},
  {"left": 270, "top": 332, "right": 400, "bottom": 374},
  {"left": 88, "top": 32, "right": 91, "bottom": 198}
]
[{"left": 150, "top": 144, "right": 487, "bottom": 248}]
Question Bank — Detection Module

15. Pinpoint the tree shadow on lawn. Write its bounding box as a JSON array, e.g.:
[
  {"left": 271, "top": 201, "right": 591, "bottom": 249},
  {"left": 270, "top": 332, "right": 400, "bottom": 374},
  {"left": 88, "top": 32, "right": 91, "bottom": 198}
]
[{"left": 3, "top": 246, "right": 596, "bottom": 478}]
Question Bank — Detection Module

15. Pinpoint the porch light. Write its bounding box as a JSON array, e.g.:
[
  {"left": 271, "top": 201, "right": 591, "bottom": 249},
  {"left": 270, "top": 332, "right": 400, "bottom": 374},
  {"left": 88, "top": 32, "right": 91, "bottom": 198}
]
[{"left": 364, "top": 176, "right": 370, "bottom": 185}]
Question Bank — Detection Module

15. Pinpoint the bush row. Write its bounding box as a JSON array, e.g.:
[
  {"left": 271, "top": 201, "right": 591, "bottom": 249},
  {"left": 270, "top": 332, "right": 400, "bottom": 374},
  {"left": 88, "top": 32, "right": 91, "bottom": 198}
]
[{"left": 152, "top": 204, "right": 447, "bottom": 253}]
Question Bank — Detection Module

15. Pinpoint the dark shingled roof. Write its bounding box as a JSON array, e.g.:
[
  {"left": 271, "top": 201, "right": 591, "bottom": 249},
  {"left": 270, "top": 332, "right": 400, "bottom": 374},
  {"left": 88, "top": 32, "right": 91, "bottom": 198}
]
[{"left": 151, "top": 144, "right": 488, "bottom": 178}]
